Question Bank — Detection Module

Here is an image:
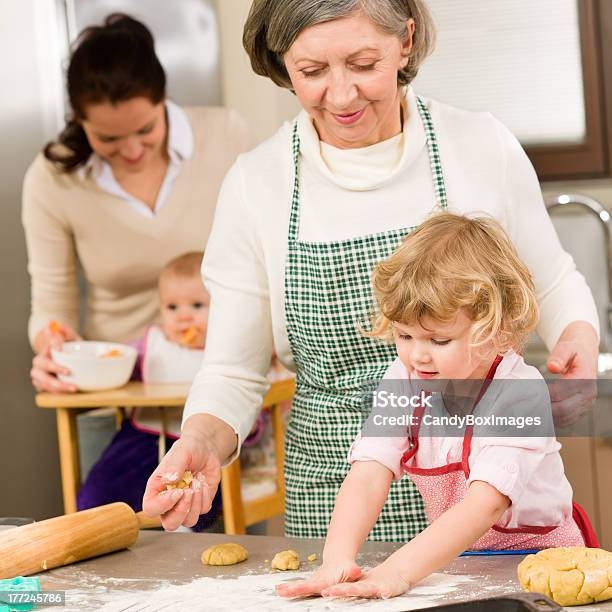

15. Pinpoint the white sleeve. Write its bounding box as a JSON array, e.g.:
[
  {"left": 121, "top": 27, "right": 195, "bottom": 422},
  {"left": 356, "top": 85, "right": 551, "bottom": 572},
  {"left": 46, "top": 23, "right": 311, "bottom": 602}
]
[
  {"left": 497, "top": 119, "right": 600, "bottom": 349},
  {"left": 348, "top": 433, "right": 408, "bottom": 481},
  {"left": 183, "top": 160, "right": 273, "bottom": 464},
  {"left": 466, "top": 438, "right": 554, "bottom": 506},
  {"left": 467, "top": 379, "right": 570, "bottom": 527}
]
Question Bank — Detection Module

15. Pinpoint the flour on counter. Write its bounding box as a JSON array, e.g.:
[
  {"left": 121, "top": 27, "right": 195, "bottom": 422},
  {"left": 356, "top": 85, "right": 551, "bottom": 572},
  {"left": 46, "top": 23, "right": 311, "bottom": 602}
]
[{"left": 76, "top": 571, "right": 474, "bottom": 611}]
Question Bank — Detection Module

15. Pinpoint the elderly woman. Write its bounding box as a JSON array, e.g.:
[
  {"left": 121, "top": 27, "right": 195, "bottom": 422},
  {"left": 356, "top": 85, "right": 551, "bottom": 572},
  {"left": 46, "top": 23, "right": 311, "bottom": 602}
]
[{"left": 143, "top": 0, "right": 599, "bottom": 543}]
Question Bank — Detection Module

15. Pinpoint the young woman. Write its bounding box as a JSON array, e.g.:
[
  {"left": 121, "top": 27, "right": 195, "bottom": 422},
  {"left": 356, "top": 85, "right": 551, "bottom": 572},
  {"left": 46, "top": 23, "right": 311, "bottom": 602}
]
[{"left": 23, "top": 14, "right": 249, "bottom": 517}]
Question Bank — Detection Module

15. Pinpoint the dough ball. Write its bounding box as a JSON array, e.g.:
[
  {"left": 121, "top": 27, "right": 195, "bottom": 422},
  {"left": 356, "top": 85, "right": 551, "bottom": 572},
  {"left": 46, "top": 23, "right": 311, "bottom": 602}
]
[
  {"left": 518, "top": 547, "right": 612, "bottom": 606},
  {"left": 307, "top": 553, "right": 317, "bottom": 562},
  {"left": 271, "top": 550, "right": 300, "bottom": 571},
  {"left": 165, "top": 470, "right": 194, "bottom": 490},
  {"left": 201, "top": 543, "right": 248, "bottom": 566}
]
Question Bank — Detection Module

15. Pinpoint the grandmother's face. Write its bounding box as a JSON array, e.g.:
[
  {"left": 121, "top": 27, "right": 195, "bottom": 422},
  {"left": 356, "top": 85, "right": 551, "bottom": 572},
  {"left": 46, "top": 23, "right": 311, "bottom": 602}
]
[{"left": 284, "top": 12, "right": 414, "bottom": 149}]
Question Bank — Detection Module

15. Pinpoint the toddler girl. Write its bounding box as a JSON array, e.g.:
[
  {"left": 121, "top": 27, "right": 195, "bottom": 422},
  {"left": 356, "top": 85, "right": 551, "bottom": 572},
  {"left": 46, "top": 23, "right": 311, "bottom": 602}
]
[{"left": 278, "top": 212, "right": 597, "bottom": 600}]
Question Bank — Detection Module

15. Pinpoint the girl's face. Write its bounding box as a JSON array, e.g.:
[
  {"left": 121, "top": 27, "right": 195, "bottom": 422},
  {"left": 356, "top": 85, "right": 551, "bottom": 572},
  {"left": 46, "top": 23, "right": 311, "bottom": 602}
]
[
  {"left": 81, "top": 96, "right": 166, "bottom": 175},
  {"left": 284, "top": 12, "right": 414, "bottom": 149},
  {"left": 393, "top": 310, "right": 498, "bottom": 380},
  {"left": 159, "top": 275, "right": 210, "bottom": 349}
]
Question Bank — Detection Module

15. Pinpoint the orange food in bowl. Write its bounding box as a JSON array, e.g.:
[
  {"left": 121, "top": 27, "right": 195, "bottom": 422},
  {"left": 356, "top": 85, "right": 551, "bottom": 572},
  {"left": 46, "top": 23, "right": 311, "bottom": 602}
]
[{"left": 101, "top": 349, "right": 123, "bottom": 358}]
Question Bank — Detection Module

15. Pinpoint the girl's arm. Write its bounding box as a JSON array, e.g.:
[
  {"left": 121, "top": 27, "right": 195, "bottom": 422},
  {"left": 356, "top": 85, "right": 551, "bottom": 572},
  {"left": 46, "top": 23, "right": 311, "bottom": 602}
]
[
  {"left": 322, "top": 480, "right": 510, "bottom": 599},
  {"left": 325, "top": 460, "right": 393, "bottom": 561},
  {"left": 277, "top": 460, "right": 393, "bottom": 598}
]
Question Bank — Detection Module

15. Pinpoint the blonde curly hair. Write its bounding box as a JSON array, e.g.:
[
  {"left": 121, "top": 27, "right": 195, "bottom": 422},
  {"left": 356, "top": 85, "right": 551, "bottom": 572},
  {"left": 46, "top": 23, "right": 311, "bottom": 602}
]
[{"left": 368, "top": 212, "right": 539, "bottom": 354}]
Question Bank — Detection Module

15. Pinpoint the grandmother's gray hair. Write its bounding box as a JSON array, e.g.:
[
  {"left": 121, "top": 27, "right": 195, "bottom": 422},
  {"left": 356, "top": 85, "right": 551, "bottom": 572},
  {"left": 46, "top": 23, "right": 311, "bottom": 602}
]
[{"left": 243, "top": 0, "right": 436, "bottom": 90}]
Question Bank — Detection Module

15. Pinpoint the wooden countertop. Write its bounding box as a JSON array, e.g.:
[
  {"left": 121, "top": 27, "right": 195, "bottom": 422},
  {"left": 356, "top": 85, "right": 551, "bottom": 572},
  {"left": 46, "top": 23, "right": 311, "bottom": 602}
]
[{"left": 36, "top": 532, "right": 612, "bottom": 611}]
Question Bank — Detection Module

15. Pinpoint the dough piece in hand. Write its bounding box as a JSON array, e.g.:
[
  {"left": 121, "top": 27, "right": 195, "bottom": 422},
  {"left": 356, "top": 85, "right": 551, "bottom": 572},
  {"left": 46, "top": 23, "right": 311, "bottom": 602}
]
[
  {"left": 201, "top": 543, "right": 249, "bottom": 566},
  {"left": 165, "top": 470, "right": 194, "bottom": 490},
  {"left": 518, "top": 547, "right": 612, "bottom": 606},
  {"left": 271, "top": 550, "right": 300, "bottom": 571}
]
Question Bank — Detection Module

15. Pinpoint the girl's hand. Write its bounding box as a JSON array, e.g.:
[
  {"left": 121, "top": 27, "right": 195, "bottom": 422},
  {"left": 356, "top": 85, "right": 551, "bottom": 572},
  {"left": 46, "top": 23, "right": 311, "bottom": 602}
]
[
  {"left": 30, "top": 320, "right": 81, "bottom": 393},
  {"left": 142, "top": 431, "right": 221, "bottom": 531},
  {"left": 321, "top": 562, "right": 411, "bottom": 600},
  {"left": 276, "top": 559, "right": 362, "bottom": 598}
]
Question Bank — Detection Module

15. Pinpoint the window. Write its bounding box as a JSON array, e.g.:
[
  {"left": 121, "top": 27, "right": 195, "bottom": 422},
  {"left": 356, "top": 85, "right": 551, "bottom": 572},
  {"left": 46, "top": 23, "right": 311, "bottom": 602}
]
[{"left": 413, "top": 0, "right": 611, "bottom": 181}]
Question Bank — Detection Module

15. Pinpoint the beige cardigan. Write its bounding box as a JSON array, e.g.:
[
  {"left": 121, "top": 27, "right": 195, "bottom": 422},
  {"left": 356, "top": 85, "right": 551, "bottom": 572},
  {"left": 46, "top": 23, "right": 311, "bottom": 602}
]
[{"left": 22, "top": 106, "right": 250, "bottom": 345}]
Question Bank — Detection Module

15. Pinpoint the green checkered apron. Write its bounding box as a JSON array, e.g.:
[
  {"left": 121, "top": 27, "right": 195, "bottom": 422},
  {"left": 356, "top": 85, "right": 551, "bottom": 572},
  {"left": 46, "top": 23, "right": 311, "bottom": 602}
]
[{"left": 284, "top": 97, "right": 448, "bottom": 540}]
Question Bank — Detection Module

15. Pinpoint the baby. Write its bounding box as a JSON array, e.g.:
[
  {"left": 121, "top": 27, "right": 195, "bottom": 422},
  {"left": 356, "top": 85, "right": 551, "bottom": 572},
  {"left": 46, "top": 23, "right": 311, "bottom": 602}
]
[
  {"left": 133, "top": 251, "right": 209, "bottom": 385},
  {"left": 130, "top": 251, "right": 209, "bottom": 447},
  {"left": 278, "top": 212, "right": 597, "bottom": 600},
  {"left": 133, "top": 250, "right": 279, "bottom": 462},
  {"left": 78, "top": 251, "right": 221, "bottom": 528}
]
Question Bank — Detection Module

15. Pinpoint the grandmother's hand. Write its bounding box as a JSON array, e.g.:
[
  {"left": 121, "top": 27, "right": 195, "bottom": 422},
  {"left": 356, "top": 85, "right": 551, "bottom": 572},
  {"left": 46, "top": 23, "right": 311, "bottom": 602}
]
[
  {"left": 30, "top": 321, "right": 81, "bottom": 393},
  {"left": 142, "top": 414, "right": 232, "bottom": 530},
  {"left": 547, "top": 322, "right": 598, "bottom": 428}
]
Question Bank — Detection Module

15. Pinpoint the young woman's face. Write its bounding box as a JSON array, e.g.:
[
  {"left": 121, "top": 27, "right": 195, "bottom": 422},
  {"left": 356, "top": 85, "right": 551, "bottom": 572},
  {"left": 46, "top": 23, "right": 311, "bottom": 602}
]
[
  {"left": 284, "top": 12, "right": 414, "bottom": 149},
  {"left": 393, "top": 311, "right": 497, "bottom": 380},
  {"left": 81, "top": 97, "right": 166, "bottom": 175}
]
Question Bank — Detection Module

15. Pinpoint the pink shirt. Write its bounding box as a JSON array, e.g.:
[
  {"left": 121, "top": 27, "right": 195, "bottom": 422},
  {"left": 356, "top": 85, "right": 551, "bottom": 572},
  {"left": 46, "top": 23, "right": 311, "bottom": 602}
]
[{"left": 348, "top": 351, "right": 574, "bottom": 530}]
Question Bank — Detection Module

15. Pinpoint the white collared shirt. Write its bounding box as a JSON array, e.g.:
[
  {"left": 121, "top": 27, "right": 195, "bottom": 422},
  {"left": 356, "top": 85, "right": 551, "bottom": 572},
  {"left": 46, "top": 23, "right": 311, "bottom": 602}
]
[{"left": 80, "top": 100, "right": 194, "bottom": 218}]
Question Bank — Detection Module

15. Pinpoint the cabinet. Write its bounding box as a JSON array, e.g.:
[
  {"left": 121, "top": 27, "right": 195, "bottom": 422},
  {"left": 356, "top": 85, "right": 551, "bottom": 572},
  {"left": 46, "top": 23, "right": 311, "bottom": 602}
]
[{"left": 560, "top": 394, "right": 612, "bottom": 549}]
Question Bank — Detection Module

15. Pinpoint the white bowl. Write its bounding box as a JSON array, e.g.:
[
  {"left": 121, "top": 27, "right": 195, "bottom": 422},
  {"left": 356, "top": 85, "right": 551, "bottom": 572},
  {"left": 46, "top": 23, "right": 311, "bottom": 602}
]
[{"left": 52, "top": 341, "right": 137, "bottom": 391}]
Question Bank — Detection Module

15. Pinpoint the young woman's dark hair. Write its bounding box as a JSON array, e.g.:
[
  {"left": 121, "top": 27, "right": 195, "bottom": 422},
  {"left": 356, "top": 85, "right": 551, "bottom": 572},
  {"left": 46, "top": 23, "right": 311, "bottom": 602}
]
[{"left": 44, "top": 13, "right": 166, "bottom": 172}]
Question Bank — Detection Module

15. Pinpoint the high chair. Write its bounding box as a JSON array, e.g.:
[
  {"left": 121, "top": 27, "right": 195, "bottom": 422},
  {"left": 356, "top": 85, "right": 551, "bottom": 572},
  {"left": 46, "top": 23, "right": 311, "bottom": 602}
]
[
  {"left": 36, "top": 378, "right": 295, "bottom": 525},
  {"left": 220, "top": 377, "right": 295, "bottom": 534}
]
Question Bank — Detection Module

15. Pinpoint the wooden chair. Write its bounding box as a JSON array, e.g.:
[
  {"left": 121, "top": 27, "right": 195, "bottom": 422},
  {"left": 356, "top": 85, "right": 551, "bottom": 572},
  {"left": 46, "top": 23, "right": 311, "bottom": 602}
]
[
  {"left": 36, "top": 378, "right": 295, "bottom": 531},
  {"left": 221, "top": 378, "right": 295, "bottom": 534}
]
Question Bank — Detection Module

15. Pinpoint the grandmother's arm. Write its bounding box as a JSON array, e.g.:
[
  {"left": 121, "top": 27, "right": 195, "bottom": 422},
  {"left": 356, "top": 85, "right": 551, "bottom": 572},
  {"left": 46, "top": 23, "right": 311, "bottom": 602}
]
[
  {"left": 182, "top": 160, "right": 274, "bottom": 465},
  {"left": 496, "top": 118, "right": 599, "bottom": 376}
]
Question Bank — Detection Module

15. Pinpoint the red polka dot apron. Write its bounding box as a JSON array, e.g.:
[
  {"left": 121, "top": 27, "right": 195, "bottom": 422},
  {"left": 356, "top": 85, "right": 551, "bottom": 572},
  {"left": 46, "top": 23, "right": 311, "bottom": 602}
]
[{"left": 402, "top": 356, "right": 595, "bottom": 549}]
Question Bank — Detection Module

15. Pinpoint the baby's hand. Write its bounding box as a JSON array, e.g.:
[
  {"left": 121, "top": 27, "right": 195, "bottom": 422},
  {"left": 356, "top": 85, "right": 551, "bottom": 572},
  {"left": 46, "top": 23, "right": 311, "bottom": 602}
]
[
  {"left": 321, "top": 562, "right": 411, "bottom": 599},
  {"left": 276, "top": 558, "right": 361, "bottom": 598}
]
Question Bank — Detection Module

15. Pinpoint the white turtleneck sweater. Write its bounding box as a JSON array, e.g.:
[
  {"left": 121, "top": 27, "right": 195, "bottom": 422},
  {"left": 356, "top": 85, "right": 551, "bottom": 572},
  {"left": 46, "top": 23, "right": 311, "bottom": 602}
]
[{"left": 184, "top": 87, "right": 599, "bottom": 459}]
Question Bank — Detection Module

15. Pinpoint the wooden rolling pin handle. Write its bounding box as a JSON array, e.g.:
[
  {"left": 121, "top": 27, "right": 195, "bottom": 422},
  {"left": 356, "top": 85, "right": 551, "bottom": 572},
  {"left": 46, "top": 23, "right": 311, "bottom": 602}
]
[
  {"left": 0, "top": 502, "right": 139, "bottom": 579},
  {"left": 136, "top": 511, "right": 163, "bottom": 530}
]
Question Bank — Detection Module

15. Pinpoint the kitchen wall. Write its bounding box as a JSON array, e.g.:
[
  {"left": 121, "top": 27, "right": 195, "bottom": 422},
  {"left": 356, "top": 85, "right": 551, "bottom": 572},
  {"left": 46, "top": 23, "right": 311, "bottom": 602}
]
[
  {"left": 0, "top": 0, "right": 65, "bottom": 520},
  {"left": 214, "top": 0, "right": 300, "bottom": 144}
]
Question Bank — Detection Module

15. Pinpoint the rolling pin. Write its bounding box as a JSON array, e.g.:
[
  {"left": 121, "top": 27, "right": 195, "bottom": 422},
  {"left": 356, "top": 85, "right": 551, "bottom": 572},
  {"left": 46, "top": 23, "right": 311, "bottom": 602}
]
[{"left": 0, "top": 502, "right": 161, "bottom": 579}]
